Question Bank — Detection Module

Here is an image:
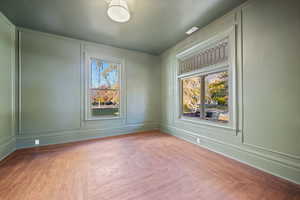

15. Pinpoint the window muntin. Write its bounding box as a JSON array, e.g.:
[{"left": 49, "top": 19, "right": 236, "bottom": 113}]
[{"left": 88, "top": 58, "right": 120, "bottom": 118}]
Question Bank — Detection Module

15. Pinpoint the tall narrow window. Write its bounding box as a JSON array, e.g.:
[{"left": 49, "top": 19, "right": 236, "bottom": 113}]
[{"left": 88, "top": 58, "right": 121, "bottom": 119}]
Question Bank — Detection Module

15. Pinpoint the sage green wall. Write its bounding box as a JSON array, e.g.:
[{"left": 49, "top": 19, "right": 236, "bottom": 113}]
[
  {"left": 1, "top": 0, "right": 299, "bottom": 185},
  {"left": 242, "top": 0, "right": 300, "bottom": 157},
  {"left": 0, "top": 12, "right": 16, "bottom": 160},
  {"left": 17, "top": 29, "right": 160, "bottom": 148},
  {"left": 160, "top": 0, "right": 300, "bottom": 184},
  {"left": 20, "top": 30, "right": 81, "bottom": 133}
]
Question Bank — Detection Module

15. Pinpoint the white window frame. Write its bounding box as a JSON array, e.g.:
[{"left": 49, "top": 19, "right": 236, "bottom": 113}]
[
  {"left": 176, "top": 26, "right": 237, "bottom": 130},
  {"left": 84, "top": 53, "right": 124, "bottom": 121}
]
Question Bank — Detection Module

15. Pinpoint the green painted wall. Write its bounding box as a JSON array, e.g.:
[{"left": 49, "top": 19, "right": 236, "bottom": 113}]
[
  {"left": 0, "top": 0, "right": 299, "bottom": 185},
  {"left": 0, "top": 12, "right": 16, "bottom": 160},
  {"left": 242, "top": 0, "right": 300, "bottom": 158},
  {"left": 20, "top": 30, "right": 81, "bottom": 133},
  {"left": 160, "top": 0, "right": 300, "bottom": 184},
  {"left": 17, "top": 29, "right": 160, "bottom": 148}
]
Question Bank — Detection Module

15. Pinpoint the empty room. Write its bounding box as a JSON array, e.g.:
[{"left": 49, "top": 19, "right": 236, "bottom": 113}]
[{"left": 0, "top": 0, "right": 299, "bottom": 199}]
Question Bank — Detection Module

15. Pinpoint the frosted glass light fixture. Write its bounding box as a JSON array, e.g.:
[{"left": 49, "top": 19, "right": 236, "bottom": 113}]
[{"left": 107, "top": 0, "right": 130, "bottom": 23}]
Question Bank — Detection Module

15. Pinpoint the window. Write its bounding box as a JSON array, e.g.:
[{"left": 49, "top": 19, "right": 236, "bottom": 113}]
[
  {"left": 87, "top": 57, "right": 121, "bottom": 119},
  {"left": 177, "top": 28, "right": 236, "bottom": 128},
  {"left": 181, "top": 71, "right": 229, "bottom": 123}
]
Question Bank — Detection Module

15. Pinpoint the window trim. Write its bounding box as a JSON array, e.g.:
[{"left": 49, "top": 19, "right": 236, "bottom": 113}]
[
  {"left": 176, "top": 26, "right": 237, "bottom": 130},
  {"left": 84, "top": 53, "right": 124, "bottom": 121}
]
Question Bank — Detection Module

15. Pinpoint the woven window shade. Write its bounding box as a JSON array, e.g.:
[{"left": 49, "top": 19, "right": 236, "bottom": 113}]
[{"left": 178, "top": 39, "right": 229, "bottom": 75}]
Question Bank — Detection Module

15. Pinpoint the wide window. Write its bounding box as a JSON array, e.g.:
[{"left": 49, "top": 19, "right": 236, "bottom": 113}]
[
  {"left": 177, "top": 29, "right": 236, "bottom": 128},
  {"left": 87, "top": 58, "right": 121, "bottom": 119},
  {"left": 181, "top": 71, "right": 229, "bottom": 123}
]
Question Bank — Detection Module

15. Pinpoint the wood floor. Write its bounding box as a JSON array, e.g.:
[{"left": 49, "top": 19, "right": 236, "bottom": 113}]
[{"left": 0, "top": 131, "right": 299, "bottom": 200}]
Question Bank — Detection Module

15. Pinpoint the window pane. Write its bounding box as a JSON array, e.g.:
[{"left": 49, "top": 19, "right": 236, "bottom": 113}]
[
  {"left": 90, "top": 90, "right": 119, "bottom": 116},
  {"left": 90, "top": 59, "right": 120, "bottom": 117},
  {"left": 204, "top": 71, "right": 229, "bottom": 123},
  {"left": 182, "top": 76, "right": 201, "bottom": 118},
  {"left": 91, "top": 59, "right": 119, "bottom": 89}
]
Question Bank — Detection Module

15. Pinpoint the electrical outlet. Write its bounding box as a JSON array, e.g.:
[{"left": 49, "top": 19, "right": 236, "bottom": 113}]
[
  {"left": 196, "top": 138, "right": 201, "bottom": 144},
  {"left": 35, "top": 139, "right": 40, "bottom": 145}
]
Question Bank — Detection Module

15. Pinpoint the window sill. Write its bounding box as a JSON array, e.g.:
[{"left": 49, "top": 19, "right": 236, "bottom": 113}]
[{"left": 179, "top": 116, "right": 237, "bottom": 131}]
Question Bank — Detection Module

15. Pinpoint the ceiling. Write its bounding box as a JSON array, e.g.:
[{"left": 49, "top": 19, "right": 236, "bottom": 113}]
[{"left": 0, "top": 0, "right": 246, "bottom": 55}]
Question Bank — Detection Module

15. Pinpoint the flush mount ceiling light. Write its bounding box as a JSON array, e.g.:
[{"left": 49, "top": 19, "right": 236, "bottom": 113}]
[{"left": 107, "top": 0, "right": 131, "bottom": 23}]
